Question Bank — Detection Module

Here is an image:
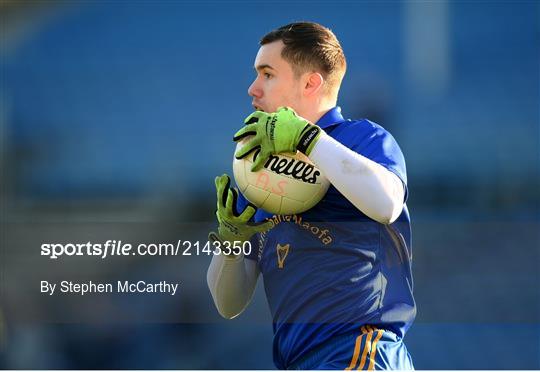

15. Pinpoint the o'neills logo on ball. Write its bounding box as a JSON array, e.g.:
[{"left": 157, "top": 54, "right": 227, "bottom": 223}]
[{"left": 263, "top": 154, "right": 320, "bottom": 184}]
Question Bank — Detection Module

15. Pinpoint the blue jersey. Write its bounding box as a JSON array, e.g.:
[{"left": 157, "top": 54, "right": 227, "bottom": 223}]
[{"left": 238, "top": 107, "right": 415, "bottom": 369}]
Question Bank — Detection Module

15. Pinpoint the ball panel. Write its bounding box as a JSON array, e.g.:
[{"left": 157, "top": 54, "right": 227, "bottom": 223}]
[
  {"left": 232, "top": 141, "right": 330, "bottom": 215},
  {"left": 232, "top": 157, "right": 249, "bottom": 193},
  {"left": 278, "top": 196, "right": 306, "bottom": 215},
  {"left": 244, "top": 184, "right": 271, "bottom": 207},
  {"left": 262, "top": 192, "right": 285, "bottom": 214}
]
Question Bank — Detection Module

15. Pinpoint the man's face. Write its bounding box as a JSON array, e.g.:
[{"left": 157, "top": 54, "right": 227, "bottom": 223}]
[{"left": 248, "top": 40, "right": 303, "bottom": 114}]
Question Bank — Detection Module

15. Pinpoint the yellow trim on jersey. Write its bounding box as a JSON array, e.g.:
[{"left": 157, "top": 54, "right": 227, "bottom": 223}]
[
  {"left": 357, "top": 326, "right": 374, "bottom": 370},
  {"left": 345, "top": 325, "right": 386, "bottom": 370},
  {"left": 367, "top": 329, "right": 384, "bottom": 370},
  {"left": 345, "top": 334, "right": 364, "bottom": 370},
  {"left": 345, "top": 326, "right": 369, "bottom": 370}
]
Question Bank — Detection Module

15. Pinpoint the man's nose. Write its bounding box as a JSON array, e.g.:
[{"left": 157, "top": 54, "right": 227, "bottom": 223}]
[{"left": 248, "top": 79, "right": 261, "bottom": 98}]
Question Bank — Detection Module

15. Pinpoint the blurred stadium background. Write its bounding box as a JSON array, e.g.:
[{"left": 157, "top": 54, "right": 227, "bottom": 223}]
[{"left": 0, "top": 0, "right": 539, "bottom": 369}]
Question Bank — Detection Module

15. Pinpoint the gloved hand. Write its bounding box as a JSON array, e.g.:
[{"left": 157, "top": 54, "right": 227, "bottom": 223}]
[
  {"left": 233, "top": 107, "right": 322, "bottom": 171},
  {"left": 210, "top": 174, "right": 273, "bottom": 245}
]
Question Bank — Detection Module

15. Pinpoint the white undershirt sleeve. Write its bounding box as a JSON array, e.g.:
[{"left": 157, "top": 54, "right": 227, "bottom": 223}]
[
  {"left": 207, "top": 253, "right": 260, "bottom": 319},
  {"left": 309, "top": 132, "right": 405, "bottom": 224}
]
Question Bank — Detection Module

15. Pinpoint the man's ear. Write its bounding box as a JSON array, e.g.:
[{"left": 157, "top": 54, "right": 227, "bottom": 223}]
[{"left": 303, "top": 72, "right": 324, "bottom": 97}]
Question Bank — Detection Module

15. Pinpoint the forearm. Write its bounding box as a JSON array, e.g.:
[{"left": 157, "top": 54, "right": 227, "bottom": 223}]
[
  {"left": 206, "top": 253, "right": 259, "bottom": 319},
  {"left": 309, "top": 133, "right": 405, "bottom": 224}
]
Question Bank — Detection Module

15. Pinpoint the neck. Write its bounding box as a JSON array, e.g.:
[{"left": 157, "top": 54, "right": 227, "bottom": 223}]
[{"left": 302, "top": 101, "right": 336, "bottom": 124}]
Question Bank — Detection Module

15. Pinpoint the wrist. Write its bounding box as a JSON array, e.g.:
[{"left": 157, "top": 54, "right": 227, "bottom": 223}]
[
  {"left": 210, "top": 231, "right": 246, "bottom": 258},
  {"left": 218, "top": 233, "right": 248, "bottom": 245},
  {"left": 297, "top": 124, "right": 322, "bottom": 156}
]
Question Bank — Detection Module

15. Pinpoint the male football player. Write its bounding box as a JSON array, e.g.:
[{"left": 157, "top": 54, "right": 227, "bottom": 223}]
[{"left": 207, "top": 22, "right": 415, "bottom": 370}]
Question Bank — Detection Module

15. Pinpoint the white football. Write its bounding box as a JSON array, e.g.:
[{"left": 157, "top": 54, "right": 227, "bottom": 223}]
[{"left": 232, "top": 141, "right": 330, "bottom": 215}]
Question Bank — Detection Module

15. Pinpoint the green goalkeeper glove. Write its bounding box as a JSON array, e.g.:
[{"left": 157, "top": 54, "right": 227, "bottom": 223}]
[
  {"left": 211, "top": 174, "right": 273, "bottom": 245},
  {"left": 233, "top": 107, "right": 322, "bottom": 171}
]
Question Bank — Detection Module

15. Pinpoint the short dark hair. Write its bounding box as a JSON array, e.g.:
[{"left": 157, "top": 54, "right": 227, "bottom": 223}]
[{"left": 260, "top": 22, "right": 346, "bottom": 94}]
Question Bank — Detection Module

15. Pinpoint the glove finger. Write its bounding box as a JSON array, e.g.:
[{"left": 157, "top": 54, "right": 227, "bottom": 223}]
[
  {"left": 214, "top": 176, "right": 223, "bottom": 210},
  {"left": 215, "top": 174, "right": 229, "bottom": 190},
  {"left": 253, "top": 148, "right": 261, "bottom": 162},
  {"left": 233, "top": 124, "right": 258, "bottom": 142},
  {"left": 276, "top": 106, "right": 295, "bottom": 115},
  {"left": 276, "top": 106, "right": 302, "bottom": 124},
  {"left": 225, "top": 187, "right": 240, "bottom": 217},
  {"left": 230, "top": 187, "right": 240, "bottom": 217},
  {"left": 251, "top": 149, "right": 270, "bottom": 171},
  {"left": 238, "top": 204, "right": 257, "bottom": 223},
  {"left": 235, "top": 139, "right": 261, "bottom": 159},
  {"left": 215, "top": 174, "right": 231, "bottom": 209},
  {"left": 252, "top": 220, "right": 274, "bottom": 233},
  {"left": 243, "top": 111, "right": 265, "bottom": 125}
]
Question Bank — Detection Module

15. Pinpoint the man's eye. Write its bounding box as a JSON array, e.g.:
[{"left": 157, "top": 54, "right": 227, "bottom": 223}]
[{"left": 264, "top": 73, "right": 272, "bottom": 79}]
